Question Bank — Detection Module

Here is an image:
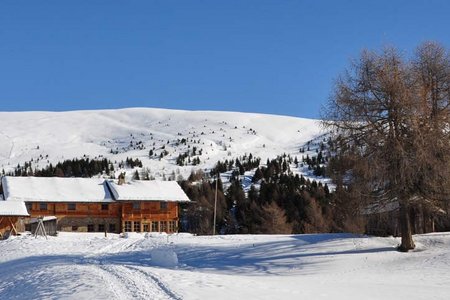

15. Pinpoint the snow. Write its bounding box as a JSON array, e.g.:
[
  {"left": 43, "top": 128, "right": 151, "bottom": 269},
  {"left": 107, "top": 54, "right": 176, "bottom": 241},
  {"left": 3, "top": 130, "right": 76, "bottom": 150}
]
[
  {"left": 29, "top": 216, "right": 57, "bottom": 223},
  {"left": 107, "top": 180, "right": 190, "bottom": 202},
  {"left": 1, "top": 232, "right": 449, "bottom": 299},
  {"left": 2, "top": 176, "right": 190, "bottom": 205},
  {"left": 2, "top": 176, "right": 114, "bottom": 203},
  {"left": 0, "top": 108, "right": 324, "bottom": 183},
  {"left": 151, "top": 248, "right": 179, "bottom": 268},
  {"left": 0, "top": 200, "right": 29, "bottom": 216}
]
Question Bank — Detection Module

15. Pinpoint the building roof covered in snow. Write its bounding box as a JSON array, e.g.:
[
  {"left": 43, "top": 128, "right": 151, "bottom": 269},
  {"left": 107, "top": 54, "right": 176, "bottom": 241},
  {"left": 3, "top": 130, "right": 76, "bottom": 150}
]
[
  {"left": 0, "top": 200, "right": 29, "bottom": 216},
  {"left": 2, "top": 176, "right": 114, "bottom": 203},
  {"left": 29, "top": 216, "right": 57, "bottom": 223},
  {"left": 1, "top": 176, "right": 190, "bottom": 203},
  {"left": 106, "top": 180, "right": 190, "bottom": 202}
]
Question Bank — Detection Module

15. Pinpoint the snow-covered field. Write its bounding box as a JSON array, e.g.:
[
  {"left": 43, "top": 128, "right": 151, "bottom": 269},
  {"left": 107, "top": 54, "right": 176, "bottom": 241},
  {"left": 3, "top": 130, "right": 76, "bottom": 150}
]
[{"left": 1, "top": 232, "right": 449, "bottom": 299}]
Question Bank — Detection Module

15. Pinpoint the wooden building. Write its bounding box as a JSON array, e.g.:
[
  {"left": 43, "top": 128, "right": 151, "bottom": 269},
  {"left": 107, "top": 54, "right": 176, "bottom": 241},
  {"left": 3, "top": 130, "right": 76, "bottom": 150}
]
[
  {"left": 0, "top": 200, "right": 29, "bottom": 239},
  {"left": 106, "top": 180, "right": 188, "bottom": 233},
  {"left": 27, "top": 216, "right": 58, "bottom": 236},
  {"left": 364, "top": 200, "right": 446, "bottom": 236},
  {"left": 1, "top": 176, "right": 190, "bottom": 234}
]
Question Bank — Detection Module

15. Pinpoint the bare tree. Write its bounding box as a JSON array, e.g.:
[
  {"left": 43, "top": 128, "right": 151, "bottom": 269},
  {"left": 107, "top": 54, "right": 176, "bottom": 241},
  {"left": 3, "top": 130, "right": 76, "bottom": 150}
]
[
  {"left": 323, "top": 42, "right": 450, "bottom": 251},
  {"left": 261, "top": 202, "right": 293, "bottom": 234}
]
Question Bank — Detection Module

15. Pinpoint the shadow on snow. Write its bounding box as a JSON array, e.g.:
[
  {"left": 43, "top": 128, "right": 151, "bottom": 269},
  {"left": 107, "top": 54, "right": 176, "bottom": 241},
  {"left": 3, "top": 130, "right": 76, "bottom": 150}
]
[{"left": 0, "top": 233, "right": 397, "bottom": 298}]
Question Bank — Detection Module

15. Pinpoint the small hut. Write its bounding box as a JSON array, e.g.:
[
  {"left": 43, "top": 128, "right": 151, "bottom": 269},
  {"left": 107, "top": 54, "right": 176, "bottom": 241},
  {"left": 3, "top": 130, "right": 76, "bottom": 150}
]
[
  {"left": 28, "top": 216, "right": 58, "bottom": 236},
  {"left": 0, "top": 201, "right": 29, "bottom": 239}
]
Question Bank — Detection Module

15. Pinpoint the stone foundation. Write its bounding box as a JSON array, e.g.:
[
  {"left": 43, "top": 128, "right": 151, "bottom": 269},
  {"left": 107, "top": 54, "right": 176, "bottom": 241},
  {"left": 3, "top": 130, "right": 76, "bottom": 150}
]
[{"left": 57, "top": 216, "right": 121, "bottom": 233}]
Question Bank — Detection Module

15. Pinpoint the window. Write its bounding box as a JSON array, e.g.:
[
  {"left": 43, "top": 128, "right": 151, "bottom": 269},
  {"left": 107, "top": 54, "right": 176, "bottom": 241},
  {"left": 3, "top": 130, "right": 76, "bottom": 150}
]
[
  {"left": 101, "top": 204, "right": 109, "bottom": 211},
  {"left": 68, "top": 203, "right": 76, "bottom": 211},
  {"left": 25, "top": 203, "right": 33, "bottom": 212},
  {"left": 40, "top": 203, "right": 47, "bottom": 211},
  {"left": 124, "top": 221, "right": 132, "bottom": 232},
  {"left": 72, "top": 226, "right": 78, "bottom": 232},
  {"left": 109, "top": 223, "right": 116, "bottom": 233},
  {"left": 152, "top": 221, "right": 159, "bottom": 232},
  {"left": 160, "top": 202, "right": 168, "bottom": 211},
  {"left": 133, "top": 202, "right": 141, "bottom": 210},
  {"left": 87, "top": 224, "right": 95, "bottom": 232},
  {"left": 143, "top": 224, "right": 150, "bottom": 232},
  {"left": 98, "top": 224, "right": 105, "bottom": 232},
  {"left": 168, "top": 221, "right": 177, "bottom": 233},
  {"left": 133, "top": 221, "right": 141, "bottom": 232},
  {"left": 160, "top": 221, "right": 167, "bottom": 233}
]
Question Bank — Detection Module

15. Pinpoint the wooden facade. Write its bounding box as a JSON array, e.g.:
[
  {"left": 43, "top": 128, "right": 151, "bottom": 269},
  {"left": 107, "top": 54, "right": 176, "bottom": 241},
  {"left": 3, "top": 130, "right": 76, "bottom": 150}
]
[
  {"left": 120, "top": 201, "right": 179, "bottom": 233},
  {"left": 26, "top": 202, "right": 122, "bottom": 218},
  {"left": 24, "top": 201, "right": 179, "bottom": 234},
  {"left": 365, "top": 203, "right": 444, "bottom": 237}
]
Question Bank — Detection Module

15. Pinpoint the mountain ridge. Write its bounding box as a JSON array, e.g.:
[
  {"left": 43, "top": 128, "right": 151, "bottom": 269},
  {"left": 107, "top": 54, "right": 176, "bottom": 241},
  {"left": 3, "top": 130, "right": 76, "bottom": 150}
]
[{"left": 0, "top": 107, "right": 326, "bottom": 183}]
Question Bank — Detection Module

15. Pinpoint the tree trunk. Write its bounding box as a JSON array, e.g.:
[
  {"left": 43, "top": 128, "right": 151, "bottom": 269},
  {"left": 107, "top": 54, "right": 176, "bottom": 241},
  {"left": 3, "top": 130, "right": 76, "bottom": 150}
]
[{"left": 398, "top": 201, "right": 415, "bottom": 252}]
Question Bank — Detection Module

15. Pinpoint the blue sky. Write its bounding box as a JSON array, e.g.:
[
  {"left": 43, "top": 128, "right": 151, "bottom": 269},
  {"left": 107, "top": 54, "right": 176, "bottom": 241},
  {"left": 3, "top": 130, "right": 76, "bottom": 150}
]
[{"left": 0, "top": 0, "right": 449, "bottom": 118}]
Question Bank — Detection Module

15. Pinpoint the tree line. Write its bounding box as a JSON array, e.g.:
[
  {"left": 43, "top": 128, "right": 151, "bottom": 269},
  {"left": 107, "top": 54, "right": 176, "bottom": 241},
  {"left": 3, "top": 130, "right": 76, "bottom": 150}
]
[
  {"left": 179, "top": 156, "right": 355, "bottom": 235},
  {"left": 11, "top": 158, "right": 114, "bottom": 178}
]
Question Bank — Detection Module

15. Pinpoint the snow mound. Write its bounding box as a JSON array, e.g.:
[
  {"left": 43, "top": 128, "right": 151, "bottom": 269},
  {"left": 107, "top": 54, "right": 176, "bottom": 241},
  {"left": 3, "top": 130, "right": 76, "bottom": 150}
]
[
  {"left": 151, "top": 247, "right": 178, "bottom": 268},
  {"left": 122, "top": 232, "right": 144, "bottom": 239},
  {"left": 145, "top": 232, "right": 168, "bottom": 238}
]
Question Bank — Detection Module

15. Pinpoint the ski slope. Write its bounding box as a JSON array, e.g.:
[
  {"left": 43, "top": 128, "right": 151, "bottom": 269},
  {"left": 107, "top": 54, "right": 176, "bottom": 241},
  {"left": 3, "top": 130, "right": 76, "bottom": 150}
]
[
  {"left": 0, "top": 232, "right": 449, "bottom": 299},
  {"left": 0, "top": 108, "right": 324, "bottom": 181}
]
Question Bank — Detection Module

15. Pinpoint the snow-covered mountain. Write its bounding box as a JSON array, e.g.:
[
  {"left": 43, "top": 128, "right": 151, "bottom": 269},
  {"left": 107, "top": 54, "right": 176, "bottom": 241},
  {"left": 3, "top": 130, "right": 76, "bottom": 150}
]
[{"left": 0, "top": 107, "right": 326, "bottom": 181}]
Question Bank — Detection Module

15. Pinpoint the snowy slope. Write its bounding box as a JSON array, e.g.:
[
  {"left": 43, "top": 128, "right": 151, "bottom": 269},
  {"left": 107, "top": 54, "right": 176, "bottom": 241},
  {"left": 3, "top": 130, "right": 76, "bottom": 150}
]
[
  {"left": 0, "top": 232, "right": 449, "bottom": 299},
  {"left": 0, "top": 108, "right": 325, "bottom": 181}
]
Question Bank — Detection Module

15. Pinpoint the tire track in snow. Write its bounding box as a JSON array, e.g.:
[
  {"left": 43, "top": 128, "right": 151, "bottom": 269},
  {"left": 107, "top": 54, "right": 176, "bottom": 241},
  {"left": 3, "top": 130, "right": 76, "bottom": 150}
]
[
  {"left": 81, "top": 264, "right": 132, "bottom": 300},
  {"left": 127, "top": 265, "right": 183, "bottom": 300},
  {"left": 96, "top": 264, "right": 177, "bottom": 300},
  {"left": 84, "top": 237, "right": 179, "bottom": 299}
]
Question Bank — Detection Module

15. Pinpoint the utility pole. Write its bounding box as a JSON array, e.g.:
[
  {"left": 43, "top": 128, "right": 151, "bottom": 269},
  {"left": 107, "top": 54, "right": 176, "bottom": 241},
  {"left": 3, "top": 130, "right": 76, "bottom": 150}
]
[{"left": 213, "top": 172, "right": 218, "bottom": 235}]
